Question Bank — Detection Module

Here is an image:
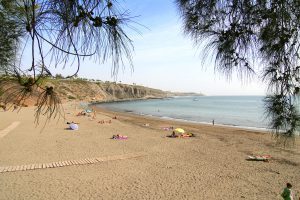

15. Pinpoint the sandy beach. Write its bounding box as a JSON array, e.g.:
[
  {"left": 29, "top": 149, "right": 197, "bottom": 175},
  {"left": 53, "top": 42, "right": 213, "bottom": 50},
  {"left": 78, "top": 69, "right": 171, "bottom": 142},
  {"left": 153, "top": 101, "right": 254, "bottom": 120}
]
[{"left": 0, "top": 102, "right": 299, "bottom": 200}]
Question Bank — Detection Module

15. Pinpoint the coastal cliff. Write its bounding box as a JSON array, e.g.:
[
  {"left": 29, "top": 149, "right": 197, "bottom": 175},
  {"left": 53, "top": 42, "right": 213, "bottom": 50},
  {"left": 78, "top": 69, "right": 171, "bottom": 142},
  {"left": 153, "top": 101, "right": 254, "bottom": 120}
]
[
  {"left": 51, "top": 79, "right": 171, "bottom": 102},
  {"left": 0, "top": 77, "right": 204, "bottom": 106},
  {"left": 0, "top": 78, "right": 174, "bottom": 106}
]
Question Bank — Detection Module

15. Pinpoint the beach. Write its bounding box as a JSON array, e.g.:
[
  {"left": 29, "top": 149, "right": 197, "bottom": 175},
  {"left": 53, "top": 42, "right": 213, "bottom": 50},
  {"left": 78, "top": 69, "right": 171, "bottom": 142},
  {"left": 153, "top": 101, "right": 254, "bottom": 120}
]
[{"left": 0, "top": 102, "right": 299, "bottom": 200}]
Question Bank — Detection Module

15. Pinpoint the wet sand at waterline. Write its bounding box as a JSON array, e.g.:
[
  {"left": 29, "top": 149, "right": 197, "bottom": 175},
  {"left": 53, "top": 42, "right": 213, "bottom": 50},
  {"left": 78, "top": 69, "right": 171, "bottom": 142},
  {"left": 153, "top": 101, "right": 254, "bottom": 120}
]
[{"left": 0, "top": 103, "right": 299, "bottom": 200}]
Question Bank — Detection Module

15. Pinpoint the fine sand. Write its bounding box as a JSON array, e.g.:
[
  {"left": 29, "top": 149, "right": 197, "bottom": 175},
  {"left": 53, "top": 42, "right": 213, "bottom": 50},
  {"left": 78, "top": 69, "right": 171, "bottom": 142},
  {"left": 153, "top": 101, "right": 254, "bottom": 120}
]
[{"left": 0, "top": 102, "right": 299, "bottom": 200}]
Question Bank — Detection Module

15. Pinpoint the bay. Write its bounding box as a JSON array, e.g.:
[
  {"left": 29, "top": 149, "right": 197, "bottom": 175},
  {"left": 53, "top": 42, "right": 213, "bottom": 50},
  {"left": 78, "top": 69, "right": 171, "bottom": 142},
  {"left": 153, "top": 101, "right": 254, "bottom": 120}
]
[{"left": 96, "top": 96, "right": 270, "bottom": 130}]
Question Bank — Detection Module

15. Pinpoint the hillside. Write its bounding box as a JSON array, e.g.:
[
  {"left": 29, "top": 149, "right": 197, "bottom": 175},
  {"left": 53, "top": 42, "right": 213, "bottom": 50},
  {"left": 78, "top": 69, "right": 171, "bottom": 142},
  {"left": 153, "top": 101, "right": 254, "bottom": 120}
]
[
  {"left": 51, "top": 79, "right": 171, "bottom": 102},
  {"left": 0, "top": 78, "right": 173, "bottom": 106}
]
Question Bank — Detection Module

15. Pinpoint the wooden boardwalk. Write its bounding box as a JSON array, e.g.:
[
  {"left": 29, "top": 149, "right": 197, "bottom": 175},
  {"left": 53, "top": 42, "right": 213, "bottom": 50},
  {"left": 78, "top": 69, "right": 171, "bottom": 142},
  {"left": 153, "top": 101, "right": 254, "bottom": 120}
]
[{"left": 0, "top": 153, "right": 144, "bottom": 173}]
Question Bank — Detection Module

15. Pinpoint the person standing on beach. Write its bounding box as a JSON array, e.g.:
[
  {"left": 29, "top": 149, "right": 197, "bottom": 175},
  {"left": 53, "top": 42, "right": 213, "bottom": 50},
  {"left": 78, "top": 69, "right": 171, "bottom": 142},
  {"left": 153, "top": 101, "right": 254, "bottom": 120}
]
[
  {"left": 92, "top": 110, "right": 96, "bottom": 120},
  {"left": 281, "top": 183, "right": 294, "bottom": 200}
]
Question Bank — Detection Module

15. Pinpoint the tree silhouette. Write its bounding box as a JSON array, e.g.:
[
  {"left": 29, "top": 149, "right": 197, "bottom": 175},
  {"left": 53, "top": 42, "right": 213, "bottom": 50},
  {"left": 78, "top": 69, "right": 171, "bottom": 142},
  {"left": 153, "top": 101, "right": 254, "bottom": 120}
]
[
  {"left": 176, "top": 0, "right": 300, "bottom": 145},
  {"left": 0, "top": 0, "right": 137, "bottom": 123}
]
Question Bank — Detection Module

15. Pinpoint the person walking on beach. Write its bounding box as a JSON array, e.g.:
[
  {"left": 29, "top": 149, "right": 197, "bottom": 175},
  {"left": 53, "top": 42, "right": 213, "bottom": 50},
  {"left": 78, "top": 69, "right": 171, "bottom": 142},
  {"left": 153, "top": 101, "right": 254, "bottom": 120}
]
[{"left": 281, "top": 183, "right": 294, "bottom": 200}]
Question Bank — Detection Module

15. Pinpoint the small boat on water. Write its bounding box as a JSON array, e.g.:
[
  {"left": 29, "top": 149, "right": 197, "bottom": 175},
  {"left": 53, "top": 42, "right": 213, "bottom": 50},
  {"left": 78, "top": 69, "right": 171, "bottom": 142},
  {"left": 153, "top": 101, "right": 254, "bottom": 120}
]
[{"left": 193, "top": 98, "right": 199, "bottom": 101}]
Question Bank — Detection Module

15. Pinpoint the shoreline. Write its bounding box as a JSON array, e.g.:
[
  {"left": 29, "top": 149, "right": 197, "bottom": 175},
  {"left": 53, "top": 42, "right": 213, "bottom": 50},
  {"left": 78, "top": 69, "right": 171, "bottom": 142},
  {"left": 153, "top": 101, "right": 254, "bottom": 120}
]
[
  {"left": 91, "top": 104, "right": 274, "bottom": 136},
  {"left": 98, "top": 105, "right": 300, "bottom": 136},
  {"left": 94, "top": 103, "right": 273, "bottom": 134}
]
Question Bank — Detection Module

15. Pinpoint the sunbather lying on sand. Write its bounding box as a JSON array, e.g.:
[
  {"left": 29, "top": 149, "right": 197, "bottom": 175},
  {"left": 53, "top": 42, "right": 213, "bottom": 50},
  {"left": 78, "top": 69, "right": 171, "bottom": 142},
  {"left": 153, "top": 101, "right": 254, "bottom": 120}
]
[
  {"left": 167, "top": 132, "right": 194, "bottom": 138},
  {"left": 167, "top": 131, "right": 178, "bottom": 138},
  {"left": 76, "top": 111, "right": 87, "bottom": 116},
  {"left": 98, "top": 120, "right": 112, "bottom": 124},
  {"left": 162, "top": 126, "right": 174, "bottom": 131},
  {"left": 111, "top": 134, "right": 128, "bottom": 140},
  {"left": 180, "top": 133, "right": 195, "bottom": 138}
]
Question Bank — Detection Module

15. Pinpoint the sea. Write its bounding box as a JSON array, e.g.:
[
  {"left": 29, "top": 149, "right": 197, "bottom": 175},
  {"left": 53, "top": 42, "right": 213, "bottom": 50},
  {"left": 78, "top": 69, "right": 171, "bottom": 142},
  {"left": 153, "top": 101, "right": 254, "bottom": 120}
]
[{"left": 96, "top": 96, "right": 271, "bottom": 130}]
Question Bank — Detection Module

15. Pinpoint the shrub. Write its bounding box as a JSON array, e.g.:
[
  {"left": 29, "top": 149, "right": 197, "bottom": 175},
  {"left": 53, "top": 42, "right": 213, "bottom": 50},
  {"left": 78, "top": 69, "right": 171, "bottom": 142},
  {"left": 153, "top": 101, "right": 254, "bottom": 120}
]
[{"left": 68, "top": 95, "right": 76, "bottom": 100}]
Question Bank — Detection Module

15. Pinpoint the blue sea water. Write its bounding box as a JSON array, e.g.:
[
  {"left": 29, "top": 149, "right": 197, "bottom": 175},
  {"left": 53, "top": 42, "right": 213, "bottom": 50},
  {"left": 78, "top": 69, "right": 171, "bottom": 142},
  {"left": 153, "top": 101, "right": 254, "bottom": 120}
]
[{"left": 97, "top": 96, "right": 270, "bottom": 129}]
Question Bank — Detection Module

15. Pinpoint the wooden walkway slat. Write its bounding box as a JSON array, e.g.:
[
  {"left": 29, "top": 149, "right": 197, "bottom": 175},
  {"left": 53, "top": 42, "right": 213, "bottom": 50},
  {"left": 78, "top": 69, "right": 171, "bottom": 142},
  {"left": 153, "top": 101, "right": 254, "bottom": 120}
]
[{"left": 0, "top": 153, "right": 144, "bottom": 173}]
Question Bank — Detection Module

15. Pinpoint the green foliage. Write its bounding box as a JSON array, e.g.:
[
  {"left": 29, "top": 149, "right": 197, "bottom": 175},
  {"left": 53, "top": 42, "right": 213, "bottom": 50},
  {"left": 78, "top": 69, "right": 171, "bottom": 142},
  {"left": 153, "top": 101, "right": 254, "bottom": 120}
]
[
  {"left": 55, "top": 74, "right": 65, "bottom": 79},
  {"left": 176, "top": 0, "right": 300, "bottom": 143},
  {"left": 35, "top": 76, "right": 50, "bottom": 86},
  {"left": 264, "top": 95, "right": 300, "bottom": 145},
  {"left": 0, "top": 2, "right": 22, "bottom": 75},
  {"left": 72, "top": 78, "right": 88, "bottom": 84},
  {"left": 68, "top": 95, "right": 76, "bottom": 100}
]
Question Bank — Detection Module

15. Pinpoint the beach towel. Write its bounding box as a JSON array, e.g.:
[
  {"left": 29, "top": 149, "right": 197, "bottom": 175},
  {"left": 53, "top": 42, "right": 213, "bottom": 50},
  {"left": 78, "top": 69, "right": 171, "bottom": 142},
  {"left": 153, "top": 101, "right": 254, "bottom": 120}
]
[
  {"left": 247, "top": 155, "right": 271, "bottom": 161},
  {"left": 180, "top": 133, "right": 195, "bottom": 138}
]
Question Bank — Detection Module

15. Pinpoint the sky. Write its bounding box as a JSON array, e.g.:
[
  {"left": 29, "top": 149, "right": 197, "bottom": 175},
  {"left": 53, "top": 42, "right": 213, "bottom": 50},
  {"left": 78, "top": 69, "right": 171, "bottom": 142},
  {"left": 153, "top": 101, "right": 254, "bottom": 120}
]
[{"left": 35, "top": 0, "right": 267, "bottom": 96}]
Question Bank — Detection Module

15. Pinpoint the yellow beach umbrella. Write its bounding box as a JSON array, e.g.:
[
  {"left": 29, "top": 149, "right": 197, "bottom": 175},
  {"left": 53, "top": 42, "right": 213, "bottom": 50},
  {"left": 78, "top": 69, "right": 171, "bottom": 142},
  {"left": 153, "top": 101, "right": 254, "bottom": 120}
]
[{"left": 174, "top": 128, "right": 185, "bottom": 134}]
